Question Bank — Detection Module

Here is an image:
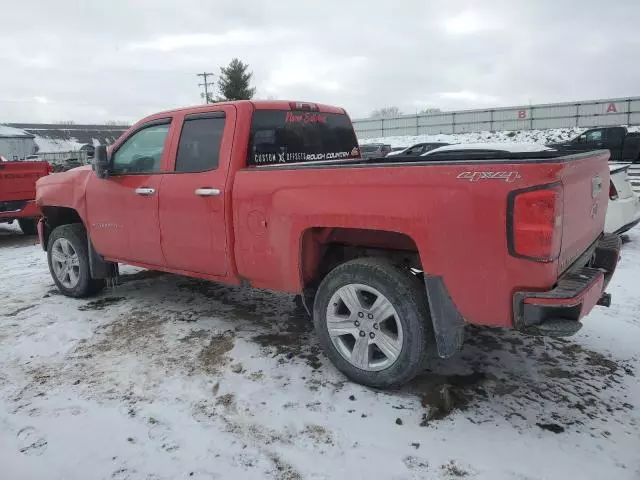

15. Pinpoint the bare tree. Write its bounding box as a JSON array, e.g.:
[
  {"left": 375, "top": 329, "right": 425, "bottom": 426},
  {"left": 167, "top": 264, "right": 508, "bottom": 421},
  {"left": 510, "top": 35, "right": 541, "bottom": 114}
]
[{"left": 370, "top": 106, "right": 403, "bottom": 118}]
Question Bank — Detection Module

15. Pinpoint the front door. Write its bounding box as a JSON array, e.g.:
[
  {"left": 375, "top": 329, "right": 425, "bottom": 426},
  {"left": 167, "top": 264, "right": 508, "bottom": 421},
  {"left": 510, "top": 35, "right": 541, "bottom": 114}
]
[
  {"left": 158, "top": 108, "right": 233, "bottom": 276},
  {"left": 86, "top": 120, "right": 172, "bottom": 266}
]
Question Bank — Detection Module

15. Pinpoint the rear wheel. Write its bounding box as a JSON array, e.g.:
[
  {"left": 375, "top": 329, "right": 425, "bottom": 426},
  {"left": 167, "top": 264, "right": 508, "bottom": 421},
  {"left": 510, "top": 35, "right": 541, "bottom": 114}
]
[
  {"left": 18, "top": 218, "right": 38, "bottom": 235},
  {"left": 47, "top": 223, "right": 105, "bottom": 298},
  {"left": 313, "top": 258, "right": 432, "bottom": 389}
]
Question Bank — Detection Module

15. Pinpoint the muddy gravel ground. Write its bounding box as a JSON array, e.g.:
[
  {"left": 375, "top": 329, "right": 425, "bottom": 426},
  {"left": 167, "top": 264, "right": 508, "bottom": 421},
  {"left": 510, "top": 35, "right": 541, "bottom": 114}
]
[{"left": 1, "top": 223, "right": 639, "bottom": 479}]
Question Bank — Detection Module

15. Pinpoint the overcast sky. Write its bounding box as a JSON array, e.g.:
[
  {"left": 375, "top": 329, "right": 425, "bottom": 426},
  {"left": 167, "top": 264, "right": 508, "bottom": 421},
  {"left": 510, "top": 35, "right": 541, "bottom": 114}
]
[{"left": 1, "top": 0, "right": 638, "bottom": 123}]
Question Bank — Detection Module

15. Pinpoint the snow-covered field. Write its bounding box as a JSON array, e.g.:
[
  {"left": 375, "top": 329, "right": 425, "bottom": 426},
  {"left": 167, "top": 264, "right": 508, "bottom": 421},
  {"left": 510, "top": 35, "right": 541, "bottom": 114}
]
[
  {"left": 359, "top": 126, "right": 640, "bottom": 148},
  {"left": 1, "top": 223, "right": 639, "bottom": 480}
]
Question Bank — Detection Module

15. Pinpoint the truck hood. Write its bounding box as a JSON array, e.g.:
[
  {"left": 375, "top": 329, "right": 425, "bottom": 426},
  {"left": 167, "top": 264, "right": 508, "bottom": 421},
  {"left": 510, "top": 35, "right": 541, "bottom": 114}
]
[{"left": 36, "top": 165, "right": 92, "bottom": 187}]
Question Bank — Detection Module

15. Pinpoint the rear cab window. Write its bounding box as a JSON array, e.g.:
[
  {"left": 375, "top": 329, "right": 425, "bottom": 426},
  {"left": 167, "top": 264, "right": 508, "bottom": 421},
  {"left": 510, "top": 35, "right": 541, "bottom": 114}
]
[{"left": 248, "top": 109, "right": 360, "bottom": 166}]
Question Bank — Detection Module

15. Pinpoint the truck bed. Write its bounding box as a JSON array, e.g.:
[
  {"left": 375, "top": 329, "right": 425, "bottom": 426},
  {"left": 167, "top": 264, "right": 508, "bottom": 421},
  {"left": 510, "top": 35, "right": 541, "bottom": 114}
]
[{"left": 234, "top": 149, "right": 610, "bottom": 327}]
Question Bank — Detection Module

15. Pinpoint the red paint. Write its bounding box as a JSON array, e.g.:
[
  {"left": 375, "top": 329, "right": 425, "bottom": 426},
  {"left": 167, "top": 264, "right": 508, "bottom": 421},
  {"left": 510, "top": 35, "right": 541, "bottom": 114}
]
[
  {"left": 36, "top": 100, "right": 613, "bottom": 329},
  {"left": 518, "top": 110, "right": 527, "bottom": 119},
  {"left": 0, "top": 160, "right": 51, "bottom": 223},
  {"left": 606, "top": 103, "right": 618, "bottom": 113}
]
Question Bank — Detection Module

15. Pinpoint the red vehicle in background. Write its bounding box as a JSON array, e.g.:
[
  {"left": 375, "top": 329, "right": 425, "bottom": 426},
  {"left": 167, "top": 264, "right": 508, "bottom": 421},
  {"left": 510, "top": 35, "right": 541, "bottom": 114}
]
[
  {"left": 0, "top": 159, "right": 52, "bottom": 234},
  {"left": 35, "top": 100, "right": 620, "bottom": 388}
]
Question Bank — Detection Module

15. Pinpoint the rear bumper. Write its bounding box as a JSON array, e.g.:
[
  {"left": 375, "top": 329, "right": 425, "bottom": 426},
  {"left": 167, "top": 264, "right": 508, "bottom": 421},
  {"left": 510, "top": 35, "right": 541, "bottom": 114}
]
[
  {"left": 513, "top": 233, "right": 621, "bottom": 336},
  {"left": 0, "top": 199, "right": 40, "bottom": 221}
]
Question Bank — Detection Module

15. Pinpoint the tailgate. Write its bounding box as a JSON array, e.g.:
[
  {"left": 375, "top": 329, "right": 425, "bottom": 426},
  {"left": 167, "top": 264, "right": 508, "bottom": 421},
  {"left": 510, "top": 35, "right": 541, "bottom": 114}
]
[
  {"left": 558, "top": 151, "right": 610, "bottom": 273},
  {"left": 0, "top": 161, "right": 51, "bottom": 201}
]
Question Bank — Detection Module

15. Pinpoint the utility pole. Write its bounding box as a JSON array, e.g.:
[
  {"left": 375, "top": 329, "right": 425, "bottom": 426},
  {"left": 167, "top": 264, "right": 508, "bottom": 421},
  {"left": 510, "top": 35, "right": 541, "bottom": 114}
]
[{"left": 197, "top": 72, "right": 215, "bottom": 104}]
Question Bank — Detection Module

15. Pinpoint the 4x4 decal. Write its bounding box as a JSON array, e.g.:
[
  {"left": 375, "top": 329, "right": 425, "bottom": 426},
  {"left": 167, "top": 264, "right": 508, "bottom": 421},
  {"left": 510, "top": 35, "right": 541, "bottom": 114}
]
[{"left": 457, "top": 171, "right": 522, "bottom": 183}]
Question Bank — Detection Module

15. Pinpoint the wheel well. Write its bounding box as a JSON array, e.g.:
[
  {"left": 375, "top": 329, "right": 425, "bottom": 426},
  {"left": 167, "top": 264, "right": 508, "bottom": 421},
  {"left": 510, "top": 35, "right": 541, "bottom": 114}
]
[
  {"left": 300, "top": 227, "right": 422, "bottom": 290},
  {"left": 41, "top": 206, "right": 84, "bottom": 249}
]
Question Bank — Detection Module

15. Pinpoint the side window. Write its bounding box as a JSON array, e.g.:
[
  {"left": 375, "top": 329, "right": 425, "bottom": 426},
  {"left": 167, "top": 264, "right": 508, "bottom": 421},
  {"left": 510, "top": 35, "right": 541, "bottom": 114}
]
[
  {"left": 585, "top": 130, "right": 603, "bottom": 142},
  {"left": 175, "top": 115, "right": 225, "bottom": 173},
  {"left": 112, "top": 123, "right": 170, "bottom": 174}
]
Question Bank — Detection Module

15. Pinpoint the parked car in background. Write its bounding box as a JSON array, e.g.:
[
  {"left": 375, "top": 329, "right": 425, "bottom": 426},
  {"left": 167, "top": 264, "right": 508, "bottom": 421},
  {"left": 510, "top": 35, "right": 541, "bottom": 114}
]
[
  {"left": 36, "top": 100, "right": 620, "bottom": 389},
  {"left": 386, "top": 142, "right": 450, "bottom": 157},
  {"left": 1, "top": 160, "right": 52, "bottom": 234},
  {"left": 359, "top": 143, "right": 391, "bottom": 159},
  {"left": 547, "top": 126, "right": 640, "bottom": 163},
  {"left": 606, "top": 163, "right": 640, "bottom": 235}
]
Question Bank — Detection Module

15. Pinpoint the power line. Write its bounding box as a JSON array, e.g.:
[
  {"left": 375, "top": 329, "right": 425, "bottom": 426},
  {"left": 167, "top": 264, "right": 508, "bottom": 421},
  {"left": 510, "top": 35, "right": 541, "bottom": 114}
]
[{"left": 196, "top": 72, "right": 215, "bottom": 104}]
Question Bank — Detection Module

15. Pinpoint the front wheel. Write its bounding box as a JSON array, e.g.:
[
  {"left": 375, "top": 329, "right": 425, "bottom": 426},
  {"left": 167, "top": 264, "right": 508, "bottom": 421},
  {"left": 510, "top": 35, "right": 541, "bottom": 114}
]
[
  {"left": 47, "top": 223, "right": 105, "bottom": 298},
  {"left": 18, "top": 218, "right": 38, "bottom": 235},
  {"left": 313, "top": 258, "right": 433, "bottom": 389}
]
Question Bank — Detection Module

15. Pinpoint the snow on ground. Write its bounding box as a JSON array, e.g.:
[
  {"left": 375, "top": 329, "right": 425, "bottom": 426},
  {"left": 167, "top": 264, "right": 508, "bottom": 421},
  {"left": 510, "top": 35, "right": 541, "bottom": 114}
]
[
  {"left": 1, "top": 223, "right": 639, "bottom": 480},
  {"left": 359, "top": 126, "right": 640, "bottom": 148}
]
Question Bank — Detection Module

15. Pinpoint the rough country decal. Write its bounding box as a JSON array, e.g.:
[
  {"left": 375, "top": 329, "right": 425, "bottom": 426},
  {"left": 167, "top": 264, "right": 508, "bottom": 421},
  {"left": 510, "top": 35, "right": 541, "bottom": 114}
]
[
  {"left": 253, "top": 151, "right": 354, "bottom": 165},
  {"left": 457, "top": 171, "right": 522, "bottom": 183},
  {"left": 285, "top": 112, "right": 327, "bottom": 124}
]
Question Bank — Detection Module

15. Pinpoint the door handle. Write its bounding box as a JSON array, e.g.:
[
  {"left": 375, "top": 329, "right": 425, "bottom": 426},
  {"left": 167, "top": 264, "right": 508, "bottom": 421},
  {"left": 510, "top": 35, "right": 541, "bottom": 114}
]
[
  {"left": 135, "top": 187, "right": 155, "bottom": 196},
  {"left": 195, "top": 188, "right": 221, "bottom": 197}
]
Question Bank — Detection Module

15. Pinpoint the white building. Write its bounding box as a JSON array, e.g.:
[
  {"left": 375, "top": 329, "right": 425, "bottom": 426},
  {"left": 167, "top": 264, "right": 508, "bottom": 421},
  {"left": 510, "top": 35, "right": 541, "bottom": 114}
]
[{"left": 0, "top": 125, "right": 37, "bottom": 160}]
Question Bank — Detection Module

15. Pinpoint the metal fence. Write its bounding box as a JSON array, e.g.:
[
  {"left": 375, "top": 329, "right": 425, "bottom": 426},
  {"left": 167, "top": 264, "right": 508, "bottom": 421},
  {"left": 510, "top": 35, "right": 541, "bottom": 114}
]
[{"left": 353, "top": 96, "right": 640, "bottom": 139}]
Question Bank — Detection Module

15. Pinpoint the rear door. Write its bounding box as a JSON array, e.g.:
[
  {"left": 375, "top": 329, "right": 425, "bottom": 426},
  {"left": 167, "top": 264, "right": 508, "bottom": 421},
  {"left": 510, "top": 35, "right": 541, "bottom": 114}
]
[{"left": 158, "top": 107, "right": 234, "bottom": 276}]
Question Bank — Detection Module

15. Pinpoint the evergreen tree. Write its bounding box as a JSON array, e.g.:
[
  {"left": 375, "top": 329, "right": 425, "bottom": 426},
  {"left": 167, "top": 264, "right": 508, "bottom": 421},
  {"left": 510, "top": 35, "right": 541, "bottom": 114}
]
[{"left": 217, "top": 58, "right": 256, "bottom": 101}]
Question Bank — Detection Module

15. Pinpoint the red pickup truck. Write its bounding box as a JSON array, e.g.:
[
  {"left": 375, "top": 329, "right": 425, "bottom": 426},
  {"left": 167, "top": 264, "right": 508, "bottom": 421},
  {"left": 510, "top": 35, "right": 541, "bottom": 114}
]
[
  {"left": 1, "top": 160, "right": 52, "bottom": 234},
  {"left": 35, "top": 100, "right": 621, "bottom": 388}
]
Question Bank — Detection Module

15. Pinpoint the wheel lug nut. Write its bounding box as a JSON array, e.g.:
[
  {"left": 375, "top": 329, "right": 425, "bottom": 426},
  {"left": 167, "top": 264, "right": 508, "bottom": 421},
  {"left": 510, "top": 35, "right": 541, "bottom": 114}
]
[
  {"left": 359, "top": 331, "right": 366, "bottom": 337},
  {"left": 354, "top": 321, "right": 360, "bottom": 327},
  {"left": 369, "top": 332, "right": 375, "bottom": 339},
  {"left": 367, "top": 314, "right": 374, "bottom": 319},
  {"left": 358, "top": 312, "right": 364, "bottom": 318},
  {"left": 373, "top": 323, "right": 379, "bottom": 330}
]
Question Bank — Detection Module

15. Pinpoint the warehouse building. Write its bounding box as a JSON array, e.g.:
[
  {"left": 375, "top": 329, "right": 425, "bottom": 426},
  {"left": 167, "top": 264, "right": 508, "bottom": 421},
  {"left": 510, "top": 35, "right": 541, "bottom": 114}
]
[{"left": 0, "top": 125, "right": 37, "bottom": 160}]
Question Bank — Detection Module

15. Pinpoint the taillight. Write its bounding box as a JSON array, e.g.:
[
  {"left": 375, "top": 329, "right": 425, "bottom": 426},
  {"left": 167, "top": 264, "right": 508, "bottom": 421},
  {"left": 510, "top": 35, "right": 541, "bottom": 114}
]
[
  {"left": 609, "top": 180, "right": 618, "bottom": 200},
  {"left": 508, "top": 184, "right": 563, "bottom": 262}
]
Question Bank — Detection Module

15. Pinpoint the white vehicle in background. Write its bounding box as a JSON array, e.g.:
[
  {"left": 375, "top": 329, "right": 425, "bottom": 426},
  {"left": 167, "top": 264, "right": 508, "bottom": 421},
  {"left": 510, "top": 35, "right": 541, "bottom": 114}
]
[
  {"left": 606, "top": 164, "right": 640, "bottom": 235},
  {"left": 422, "top": 143, "right": 640, "bottom": 236},
  {"left": 386, "top": 142, "right": 450, "bottom": 157}
]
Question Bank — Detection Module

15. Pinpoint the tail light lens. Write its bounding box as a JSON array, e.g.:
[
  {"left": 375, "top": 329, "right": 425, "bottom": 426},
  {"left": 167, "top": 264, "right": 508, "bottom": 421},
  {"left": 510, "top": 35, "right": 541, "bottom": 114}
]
[
  {"left": 508, "top": 185, "right": 563, "bottom": 262},
  {"left": 609, "top": 180, "right": 618, "bottom": 200}
]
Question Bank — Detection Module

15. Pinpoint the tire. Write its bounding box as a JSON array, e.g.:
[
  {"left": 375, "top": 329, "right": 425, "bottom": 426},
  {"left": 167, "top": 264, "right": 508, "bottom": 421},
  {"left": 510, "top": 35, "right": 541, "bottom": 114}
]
[
  {"left": 47, "top": 223, "right": 105, "bottom": 298},
  {"left": 313, "top": 257, "right": 433, "bottom": 389},
  {"left": 18, "top": 218, "right": 38, "bottom": 236}
]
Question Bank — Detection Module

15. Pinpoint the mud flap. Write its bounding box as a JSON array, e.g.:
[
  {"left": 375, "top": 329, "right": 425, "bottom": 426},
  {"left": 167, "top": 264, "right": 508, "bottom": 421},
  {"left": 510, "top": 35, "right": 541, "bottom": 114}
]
[
  {"left": 88, "top": 239, "right": 119, "bottom": 283},
  {"left": 424, "top": 275, "right": 465, "bottom": 358}
]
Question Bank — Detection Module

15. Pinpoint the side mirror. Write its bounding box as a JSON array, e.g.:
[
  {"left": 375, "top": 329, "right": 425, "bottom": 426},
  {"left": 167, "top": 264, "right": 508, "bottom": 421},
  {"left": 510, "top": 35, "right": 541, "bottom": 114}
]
[{"left": 93, "top": 145, "right": 112, "bottom": 179}]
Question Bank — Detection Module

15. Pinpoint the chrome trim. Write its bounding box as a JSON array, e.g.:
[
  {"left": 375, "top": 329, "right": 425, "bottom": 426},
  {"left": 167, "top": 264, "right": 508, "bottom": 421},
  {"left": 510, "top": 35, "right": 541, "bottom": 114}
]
[
  {"left": 135, "top": 187, "right": 155, "bottom": 196},
  {"left": 194, "top": 188, "right": 221, "bottom": 196}
]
